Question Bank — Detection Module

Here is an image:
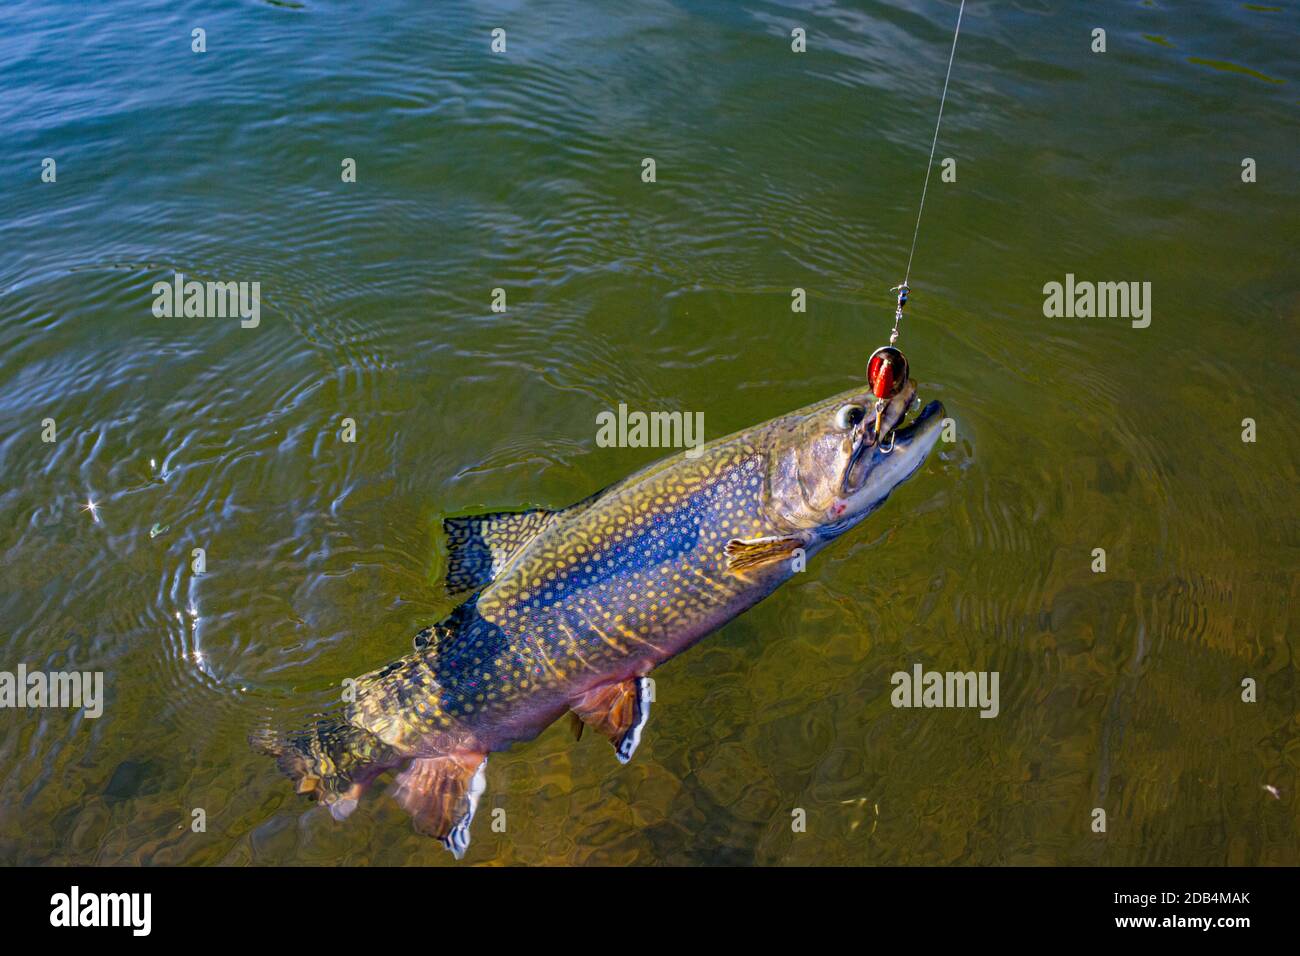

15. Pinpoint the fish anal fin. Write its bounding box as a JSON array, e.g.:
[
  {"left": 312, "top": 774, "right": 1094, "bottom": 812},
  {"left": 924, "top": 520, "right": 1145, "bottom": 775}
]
[
  {"left": 442, "top": 510, "right": 555, "bottom": 596},
  {"left": 570, "top": 677, "right": 651, "bottom": 764},
  {"left": 389, "top": 752, "right": 488, "bottom": 859},
  {"left": 724, "top": 535, "right": 804, "bottom": 572}
]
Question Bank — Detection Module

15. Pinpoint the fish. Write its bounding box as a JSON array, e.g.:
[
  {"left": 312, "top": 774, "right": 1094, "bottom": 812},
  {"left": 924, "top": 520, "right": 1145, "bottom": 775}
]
[{"left": 254, "top": 377, "right": 946, "bottom": 858}]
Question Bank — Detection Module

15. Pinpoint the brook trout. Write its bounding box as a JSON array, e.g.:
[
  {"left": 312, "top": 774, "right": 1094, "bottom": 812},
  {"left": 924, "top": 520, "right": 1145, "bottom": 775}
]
[{"left": 256, "top": 379, "right": 945, "bottom": 857}]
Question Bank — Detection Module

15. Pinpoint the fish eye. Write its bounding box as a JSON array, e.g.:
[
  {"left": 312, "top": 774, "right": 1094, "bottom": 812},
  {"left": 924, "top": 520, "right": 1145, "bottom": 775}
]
[{"left": 835, "top": 404, "right": 866, "bottom": 430}]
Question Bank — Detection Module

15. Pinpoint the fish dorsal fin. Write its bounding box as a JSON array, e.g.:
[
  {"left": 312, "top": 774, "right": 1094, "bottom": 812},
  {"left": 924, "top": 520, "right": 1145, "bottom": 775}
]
[{"left": 442, "top": 509, "right": 555, "bottom": 596}]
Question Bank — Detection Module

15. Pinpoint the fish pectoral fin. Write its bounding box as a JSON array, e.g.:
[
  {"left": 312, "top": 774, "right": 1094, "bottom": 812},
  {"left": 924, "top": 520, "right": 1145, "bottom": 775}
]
[
  {"left": 570, "top": 677, "right": 652, "bottom": 765},
  {"left": 442, "top": 509, "right": 556, "bottom": 596},
  {"left": 724, "top": 535, "right": 805, "bottom": 572},
  {"left": 389, "top": 752, "right": 488, "bottom": 859}
]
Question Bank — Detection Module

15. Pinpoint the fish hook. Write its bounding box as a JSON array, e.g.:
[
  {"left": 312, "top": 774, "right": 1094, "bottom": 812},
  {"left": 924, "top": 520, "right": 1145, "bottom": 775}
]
[{"left": 880, "top": 430, "right": 896, "bottom": 454}]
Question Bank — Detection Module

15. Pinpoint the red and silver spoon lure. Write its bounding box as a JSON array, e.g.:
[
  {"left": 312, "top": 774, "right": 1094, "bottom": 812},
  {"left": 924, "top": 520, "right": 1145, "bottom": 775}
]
[{"left": 867, "top": 284, "right": 911, "bottom": 452}]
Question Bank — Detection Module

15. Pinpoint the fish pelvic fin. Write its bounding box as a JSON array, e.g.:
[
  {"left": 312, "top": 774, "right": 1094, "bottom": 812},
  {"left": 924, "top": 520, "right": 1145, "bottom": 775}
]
[
  {"left": 390, "top": 752, "right": 489, "bottom": 859},
  {"left": 441, "top": 509, "right": 556, "bottom": 596},
  {"left": 570, "top": 677, "right": 652, "bottom": 764},
  {"left": 723, "top": 534, "right": 805, "bottom": 573}
]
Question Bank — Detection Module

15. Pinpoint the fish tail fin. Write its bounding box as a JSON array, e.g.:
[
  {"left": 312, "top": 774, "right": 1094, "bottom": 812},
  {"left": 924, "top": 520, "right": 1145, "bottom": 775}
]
[
  {"left": 252, "top": 717, "right": 490, "bottom": 859},
  {"left": 251, "top": 717, "right": 399, "bottom": 822},
  {"left": 253, "top": 625, "right": 489, "bottom": 858}
]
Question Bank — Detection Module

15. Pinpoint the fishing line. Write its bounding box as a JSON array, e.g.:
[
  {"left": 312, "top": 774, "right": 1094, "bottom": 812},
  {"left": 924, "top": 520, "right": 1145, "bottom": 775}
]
[
  {"left": 868, "top": 0, "right": 966, "bottom": 452},
  {"left": 901, "top": 0, "right": 967, "bottom": 300}
]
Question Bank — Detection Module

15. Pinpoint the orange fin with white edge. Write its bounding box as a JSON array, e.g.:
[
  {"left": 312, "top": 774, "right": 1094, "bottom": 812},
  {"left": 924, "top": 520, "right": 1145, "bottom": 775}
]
[
  {"left": 570, "top": 677, "right": 651, "bottom": 764},
  {"left": 389, "top": 752, "right": 488, "bottom": 859}
]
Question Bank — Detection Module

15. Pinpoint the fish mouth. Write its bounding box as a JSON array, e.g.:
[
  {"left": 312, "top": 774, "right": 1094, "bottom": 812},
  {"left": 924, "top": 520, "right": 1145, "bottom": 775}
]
[
  {"left": 843, "top": 397, "right": 945, "bottom": 497},
  {"left": 890, "top": 398, "right": 945, "bottom": 446}
]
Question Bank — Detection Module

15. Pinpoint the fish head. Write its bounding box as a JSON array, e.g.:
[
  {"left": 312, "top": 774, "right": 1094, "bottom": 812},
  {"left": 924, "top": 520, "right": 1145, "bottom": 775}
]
[{"left": 766, "top": 379, "right": 945, "bottom": 539}]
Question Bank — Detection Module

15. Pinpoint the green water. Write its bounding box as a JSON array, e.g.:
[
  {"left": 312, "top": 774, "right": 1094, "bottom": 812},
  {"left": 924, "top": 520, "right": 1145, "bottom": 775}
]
[{"left": 0, "top": 0, "right": 1296, "bottom": 866}]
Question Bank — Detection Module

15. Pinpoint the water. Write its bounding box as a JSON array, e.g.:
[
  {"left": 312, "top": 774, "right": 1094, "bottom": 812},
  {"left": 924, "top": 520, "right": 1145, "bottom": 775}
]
[{"left": 0, "top": 0, "right": 1295, "bottom": 866}]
